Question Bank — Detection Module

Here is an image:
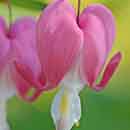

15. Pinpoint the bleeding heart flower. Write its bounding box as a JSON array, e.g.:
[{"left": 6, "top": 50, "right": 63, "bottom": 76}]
[
  {"left": 37, "top": 0, "right": 122, "bottom": 130},
  {"left": 10, "top": 17, "right": 43, "bottom": 102},
  {"left": 0, "top": 1, "right": 43, "bottom": 129},
  {"left": 0, "top": 16, "right": 43, "bottom": 130}
]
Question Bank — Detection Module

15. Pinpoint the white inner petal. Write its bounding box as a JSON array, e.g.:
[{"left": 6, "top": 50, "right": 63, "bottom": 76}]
[
  {"left": 51, "top": 61, "right": 85, "bottom": 130},
  {"left": 0, "top": 101, "right": 10, "bottom": 130},
  {"left": 0, "top": 64, "right": 16, "bottom": 130},
  {"left": 60, "top": 60, "right": 85, "bottom": 93},
  {"left": 0, "top": 64, "right": 16, "bottom": 100}
]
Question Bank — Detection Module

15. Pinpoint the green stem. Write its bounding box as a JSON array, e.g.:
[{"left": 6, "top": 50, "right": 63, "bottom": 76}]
[{"left": 6, "top": 0, "right": 13, "bottom": 27}]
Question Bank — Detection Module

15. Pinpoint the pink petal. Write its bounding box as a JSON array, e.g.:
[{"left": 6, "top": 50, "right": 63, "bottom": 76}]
[
  {"left": 37, "top": 0, "right": 83, "bottom": 89},
  {"left": 14, "top": 61, "right": 42, "bottom": 88},
  {"left": 0, "top": 17, "right": 11, "bottom": 73},
  {"left": 10, "top": 17, "right": 41, "bottom": 78},
  {"left": 79, "top": 12, "right": 106, "bottom": 85},
  {"left": 0, "top": 16, "right": 7, "bottom": 33},
  {"left": 44, "top": 0, "right": 76, "bottom": 17},
  {"left": 92, "top": 52, "right": 122, "bottom": 91},
  {"left": 10, "top": 17, "right": 42, "bottom": 101},
  {"left": 80, "top": 4, "right": 115, "bottom": 53},
  {"left": 13, "top": 62, "right": 43, "bottom": 102}
]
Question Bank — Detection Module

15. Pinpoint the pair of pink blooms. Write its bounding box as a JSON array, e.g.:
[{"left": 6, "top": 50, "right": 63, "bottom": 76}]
[
  {"left": 0, "top": 0, "right": 122, "bottom": 130},
  {"left": 0, "top": 0, "right": 121, "bottom": 102}
]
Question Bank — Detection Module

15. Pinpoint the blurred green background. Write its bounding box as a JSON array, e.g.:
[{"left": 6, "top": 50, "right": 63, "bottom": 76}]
[{"left": 0, "top": 0, "right": 130, "bottom": 130}]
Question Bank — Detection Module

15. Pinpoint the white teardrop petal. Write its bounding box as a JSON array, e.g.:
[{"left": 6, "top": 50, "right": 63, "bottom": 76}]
[
  {"left": 0, "top": 65, "right": 16, "bottom": 100},
  {"left": 0, "top": 101, "right": 10, "bottom": 130},
  {"left": 51, "top": 87, "right": 81, "bottom": 130},
  {"left": 60, "top": 57, "right": 86, "bottom": 93}
]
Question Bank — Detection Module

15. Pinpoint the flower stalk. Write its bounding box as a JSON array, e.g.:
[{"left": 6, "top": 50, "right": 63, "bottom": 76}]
[
  {"left": 6, "top": 0, "right": 13, "bottom": 27},
  {"left": 76, "top": 0, "right": 81, "bottom": 26}
]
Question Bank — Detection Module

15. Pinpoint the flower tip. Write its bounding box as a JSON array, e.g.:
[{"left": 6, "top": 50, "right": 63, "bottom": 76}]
[
  {"left": 88, "top": 51, "right": 122, "bottom": 92},
  {"left": 115, "top": 52, "right": 122, "bottom": 61},
  {"left": 75, "top": 121, "right": 80, "bottom": 127}
]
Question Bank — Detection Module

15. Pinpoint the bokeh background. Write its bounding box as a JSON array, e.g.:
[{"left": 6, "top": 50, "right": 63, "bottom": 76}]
[{"left": 0, "top": 0, "right": 130, "bottom": 130}]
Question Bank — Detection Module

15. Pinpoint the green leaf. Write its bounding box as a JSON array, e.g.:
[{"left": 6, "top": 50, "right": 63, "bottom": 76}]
[{"left": 10, "top": 0, "right": 47, "bottom": 11}]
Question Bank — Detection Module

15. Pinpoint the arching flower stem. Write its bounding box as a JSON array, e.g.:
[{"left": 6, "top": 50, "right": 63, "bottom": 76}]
[
  {"left": 76, "top": 0, "right": 81, "bottom": 26},
  {"left": 6, "top": 0, "right": 13, "bottom": 28}
]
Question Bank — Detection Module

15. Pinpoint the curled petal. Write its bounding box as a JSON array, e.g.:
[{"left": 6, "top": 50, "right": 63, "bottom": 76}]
[
  {"left": 13, "top": 62, "right": 43, "bottom": 102},
  {"left": 92, "top": 52, "right": 122, "bottom": 91},
  {"left": 37, "top": 0, "right": 83, "bottom": 89}
]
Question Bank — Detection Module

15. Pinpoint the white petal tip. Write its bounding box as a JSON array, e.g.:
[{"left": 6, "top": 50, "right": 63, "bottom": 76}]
[
  {"left": 51, "top": 88, "right": 82, "bottom": 130},
  {"left": 0, "top": 124, "right": 10, "bottom": 130}
]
